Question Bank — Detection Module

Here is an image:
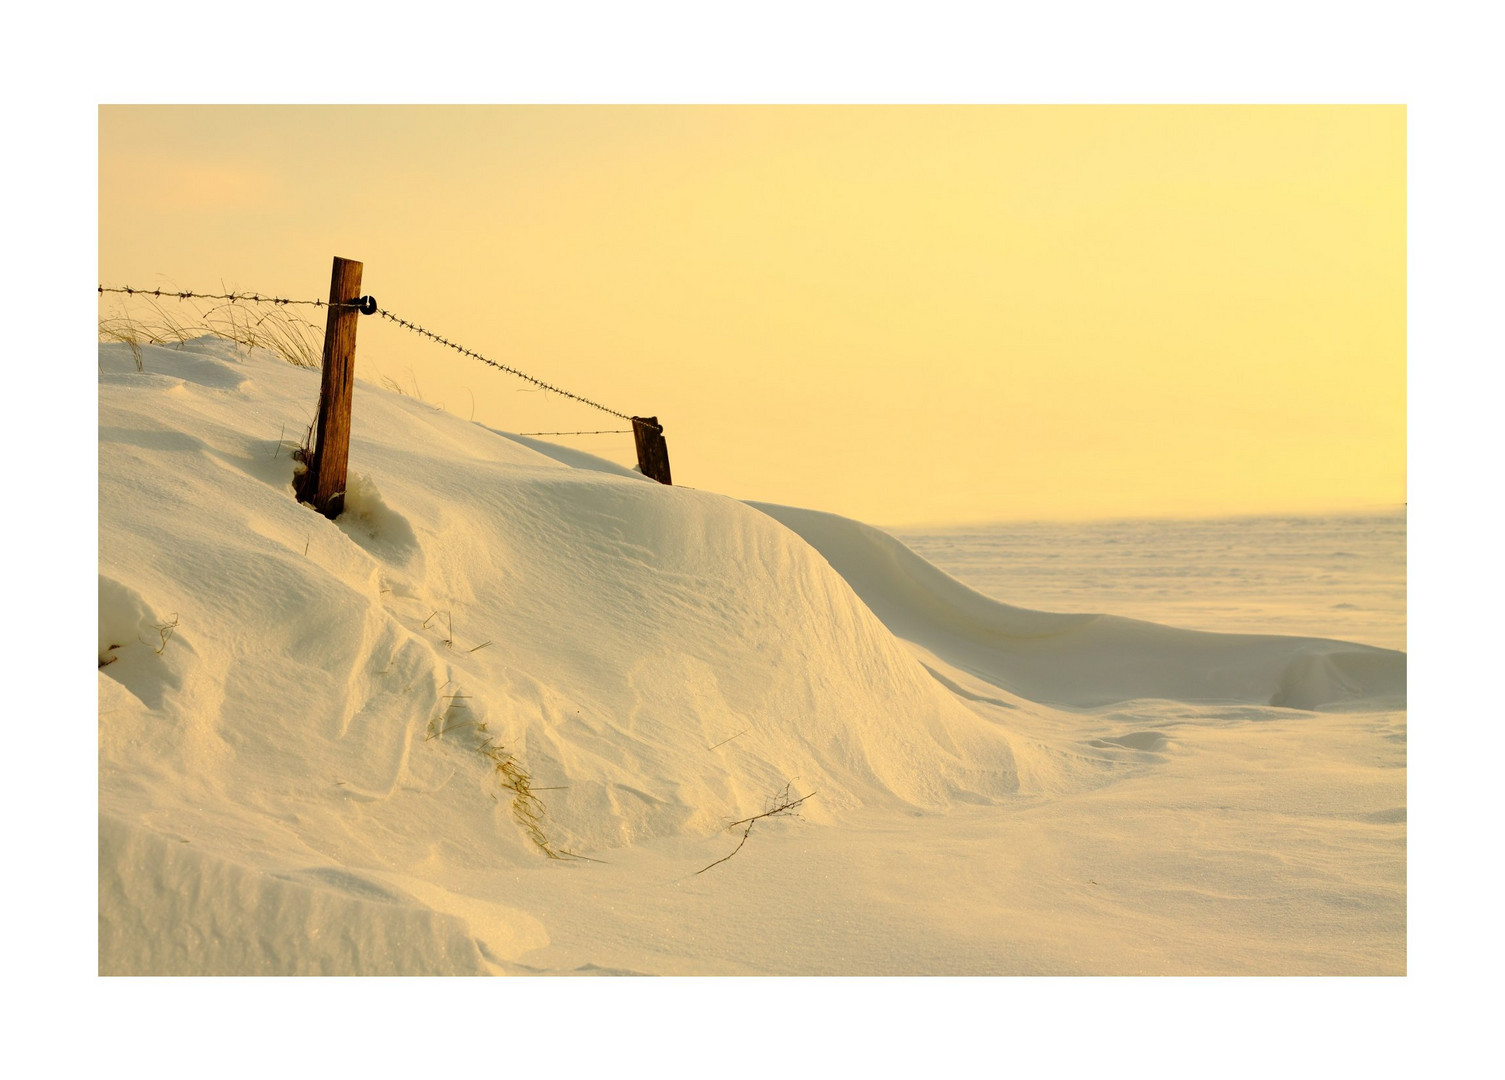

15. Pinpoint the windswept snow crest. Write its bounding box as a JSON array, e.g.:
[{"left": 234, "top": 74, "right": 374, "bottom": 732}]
[{"left": 749, "top": 503, "right": 1406, "bottom": 711}]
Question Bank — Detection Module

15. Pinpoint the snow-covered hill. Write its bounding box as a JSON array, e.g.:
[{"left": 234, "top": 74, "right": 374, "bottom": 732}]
[{"left": 98, "top": 339, "right": 1405, "bottom": 975}]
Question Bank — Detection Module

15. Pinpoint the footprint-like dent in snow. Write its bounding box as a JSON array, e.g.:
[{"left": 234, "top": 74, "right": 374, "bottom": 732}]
[
  {"left": 283, "top": 867, "right": 403, "bottom": 904},
  {"left": 114, "top": 338, "right": 256, "bottom": 390},
  {"left": 1089, "top": 731, "right": 1170, "bottom": 752},
  {"left": 336, "top": 473, "right": 420, "bottom": 565},
  {"left": 99, "top": 425, "right": 206, "bottom": 455},
  {"left": 98, "top": 574, "right": 186, "bottom": 709},
  {"left": 99, "top": 574, "right": 154, "bottom": 666},
  {"left": 157, "top": 338, "right": 256, "bottom": 390}
]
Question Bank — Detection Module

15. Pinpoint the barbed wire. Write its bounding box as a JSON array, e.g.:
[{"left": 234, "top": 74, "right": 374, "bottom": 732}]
[
  {"left": 98, "top": 285, "right": 365, "bottom": 310},
  {"left": 372, "top": 306, "right": 638, "bottom": 425},
  {"left": 98, "top": 284, "right": 657, "bottom": 430},
  {"left": 516, "top": 429, "right": 634, "bottom": 436}
]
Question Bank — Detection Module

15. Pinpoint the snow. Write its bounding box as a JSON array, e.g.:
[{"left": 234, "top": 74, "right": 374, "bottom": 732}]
[
  {"left": 892, "top": 514, "right": 1408, "bottom": 652},
  {"left": 754, "top": 502, "right": 1405, "bottom": 710},
  {"left": 99, "top": 338, "right": 1405, "bottom": 977}
]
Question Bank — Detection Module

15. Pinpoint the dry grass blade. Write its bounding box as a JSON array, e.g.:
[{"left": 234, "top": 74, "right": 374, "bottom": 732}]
[
  {"left": 421, "top": 610, "right": 454, "bottom": 647},
  {"left": 138, "top": 613, "right": 180, "bottom": 655},
  {"left": 707, "top": 727, "right": 749, "bottom": 750}
]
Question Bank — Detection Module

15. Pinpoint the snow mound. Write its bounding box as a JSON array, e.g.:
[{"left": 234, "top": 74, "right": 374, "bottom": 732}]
[
  {"left": 100, "top": 340, "right": 1024, "bottom": 971},
  {"left": 751, "top": 503, "right": 1406, "bottom": 710},
  {"left": 99, "top": 339, "right": 1404, "bottom": 974}
]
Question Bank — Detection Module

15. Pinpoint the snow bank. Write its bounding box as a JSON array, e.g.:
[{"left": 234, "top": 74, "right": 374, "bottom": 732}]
[
  {"left": 751, "top": 503, "right": 1406, "bottom": 710},
  {"left": 99, "top": 339, "right": 1020, "bottom": 972},
  {"left": 98, "top": 339, "right": 1404, "bottom": 975}
]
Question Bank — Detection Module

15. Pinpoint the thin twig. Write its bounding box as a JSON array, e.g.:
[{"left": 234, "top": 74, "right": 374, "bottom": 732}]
[
  {"left": 697, "top": 820, "right": 758, "bottom": 875},
  {"left": 695, "top": 786, "right": 815, "bottom": 875}
]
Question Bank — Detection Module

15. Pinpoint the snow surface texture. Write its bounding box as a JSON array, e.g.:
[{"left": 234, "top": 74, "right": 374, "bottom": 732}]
[{"left": 99, "top": 340, "right": 1406, "bottom": 975}]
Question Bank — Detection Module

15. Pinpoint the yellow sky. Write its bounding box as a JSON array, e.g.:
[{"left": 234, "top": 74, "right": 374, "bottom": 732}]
[{"left": 99, "top": 105, "right": 1404, "bottom": 526}]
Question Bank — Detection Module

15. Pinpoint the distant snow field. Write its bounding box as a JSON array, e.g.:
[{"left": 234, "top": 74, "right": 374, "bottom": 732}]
[
  {"left": 98, "top": 340, "right": 1405, "bottom": 975},
  {"left": 894, "top": 513, "right": 1406, "bottom": 653}
]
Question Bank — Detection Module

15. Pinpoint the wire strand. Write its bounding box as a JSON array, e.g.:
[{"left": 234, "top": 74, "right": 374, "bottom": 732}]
[
  {"left": 98, "top": 285, "right": 361, "bottom": 309},
  {"left": 516, "top": 429, "right": 634, "bottom": 436},
  {"left": 98, "top": 284, "right": 657, "bottom": 430},
  {"left": 372, "top": 306, "right": 637, "bottom": 424}
]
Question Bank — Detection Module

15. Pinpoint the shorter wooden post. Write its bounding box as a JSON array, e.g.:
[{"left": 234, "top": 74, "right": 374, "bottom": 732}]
[
  {"left": 632, "top": 416, "right": 673, "bottom": 485},
  {"left": 297, "top": 256, "right": 365, "bottom": 518}
]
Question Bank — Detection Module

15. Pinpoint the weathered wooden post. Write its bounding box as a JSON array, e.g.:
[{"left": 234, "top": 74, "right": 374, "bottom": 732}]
[
  {"left": 297, "top": 256, "right": 367, "bottom": 518},
  {"left": 632, "top": 416, "right": 673, "bottom": 485}
]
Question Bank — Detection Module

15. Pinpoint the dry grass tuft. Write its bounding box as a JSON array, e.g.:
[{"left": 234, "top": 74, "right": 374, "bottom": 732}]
[
  {"left": 425, "top": 685, "right": 593, "bottom": 862},
  {"left": 99, "top": 290, "right": 323, "bottom": 369}
]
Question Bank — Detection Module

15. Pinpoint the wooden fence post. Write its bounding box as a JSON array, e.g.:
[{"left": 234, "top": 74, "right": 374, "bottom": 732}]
[
  {"left": 632, "top": 416, "right": 673, "bottom": 485},
  {"left": 297, "top": 256, "right": 365, "bottom": 518}
]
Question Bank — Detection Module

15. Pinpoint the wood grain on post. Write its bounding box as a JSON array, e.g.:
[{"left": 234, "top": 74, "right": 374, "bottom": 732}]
[
  {"left": 632, "top": 416, "right": 673, "bottom": 485},
  {"left": 300, "top": 256, "right": 364, "bottom": 518}
]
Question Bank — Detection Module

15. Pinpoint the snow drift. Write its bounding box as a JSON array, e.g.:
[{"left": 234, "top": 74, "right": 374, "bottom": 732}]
[
  {"left": 98, "top": 339, "right": 1405, "bottom": 975},
  {"left": 749, "top": 503, "right": 1406, "bottom": 711}
]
